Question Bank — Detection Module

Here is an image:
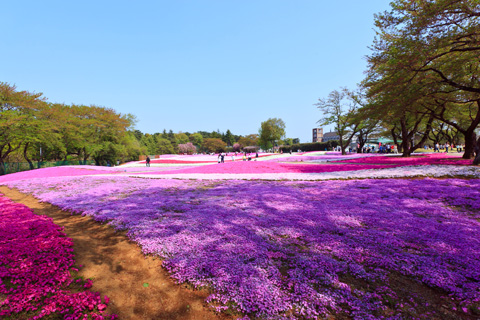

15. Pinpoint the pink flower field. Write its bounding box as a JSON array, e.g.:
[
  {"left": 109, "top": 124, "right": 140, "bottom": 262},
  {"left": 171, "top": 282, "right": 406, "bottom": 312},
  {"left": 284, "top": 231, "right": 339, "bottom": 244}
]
[
  {"left": 333, "top": 153, "right": 472, "bottom": 166},
  {"left": 146, "top": 161, "right": 396, "bottom": 174},
  {"left": 0, "top": 195, "right": 115, "bottom": 319},
  {"left": 0, "top": 166, "right": 120, "bottom": 183},
  {"left": 1, "top": 152, "right": 480, "bottom": 319}
]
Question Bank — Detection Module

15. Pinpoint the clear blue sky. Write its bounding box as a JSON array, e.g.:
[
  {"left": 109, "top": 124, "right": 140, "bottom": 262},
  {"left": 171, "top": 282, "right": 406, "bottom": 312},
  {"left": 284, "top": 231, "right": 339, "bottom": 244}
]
[{"left": 2, "top": 0, "right": 392, "bottom": 143}]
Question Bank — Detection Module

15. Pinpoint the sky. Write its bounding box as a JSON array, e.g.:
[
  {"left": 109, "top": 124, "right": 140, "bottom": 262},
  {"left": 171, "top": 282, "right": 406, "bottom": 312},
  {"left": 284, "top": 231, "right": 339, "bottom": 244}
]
[{"left": 2, "top": 0, "right": 393, "bottom": 143}]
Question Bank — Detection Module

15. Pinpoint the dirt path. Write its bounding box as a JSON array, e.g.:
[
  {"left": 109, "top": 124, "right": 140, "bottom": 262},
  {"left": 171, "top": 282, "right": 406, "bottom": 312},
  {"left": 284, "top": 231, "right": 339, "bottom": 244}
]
[{"left": 0, "top": 186, "right": 232, "bottom": 320}]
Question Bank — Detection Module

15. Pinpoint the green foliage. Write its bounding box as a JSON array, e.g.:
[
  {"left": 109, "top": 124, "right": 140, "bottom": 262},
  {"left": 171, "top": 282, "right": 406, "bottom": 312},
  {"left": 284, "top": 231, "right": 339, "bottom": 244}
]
[
  {"left": 174, "top": 133, "right": 189, "bottom": 145},
  {"left": 365, "top": 0, "right": 480, "bottom": 159},
  {"left": 0, "top": 82, "right": 139, "bottom": 172},
  {"left": 156, "top": 138, "right": 175, "bottom": 154},
  {"left": 315, "top": 89, "right": 360, "bottom": 155},
  {"left": 189, "top": 132, "right": 204, "bottom": 147},
  {"left": 237, "top": 134, "right": 259, "bottom": 148},
  {"left": 0, "top": 82, "right": 48, "bottom": 174},
  {"left": 223, "top": 129, "right": 235, "bottom": 146},
  {"left": 202, "top": 138, "right": 227, "bottom": 153},
  {"left": 140, "top": 134, "right": 156, "bottom": 154},
  {"left": 258, "top": 118, "right": 286, "bottom": 151}
]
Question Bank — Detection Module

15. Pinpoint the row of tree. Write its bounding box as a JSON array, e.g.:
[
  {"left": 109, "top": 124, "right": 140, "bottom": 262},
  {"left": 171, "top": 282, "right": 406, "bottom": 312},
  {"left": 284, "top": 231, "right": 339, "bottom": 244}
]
[
  {"left": 0, "top": 82, "right": 142, "bottom": 175},
  {"left": 132, "top": 117, "right": 297, "bottom": 155},
  {"left": 133, "top": 129, "right": 256, "bottom": 154},
  {"left": 317, "top": 0, "right": 480, "bottom": 164}
]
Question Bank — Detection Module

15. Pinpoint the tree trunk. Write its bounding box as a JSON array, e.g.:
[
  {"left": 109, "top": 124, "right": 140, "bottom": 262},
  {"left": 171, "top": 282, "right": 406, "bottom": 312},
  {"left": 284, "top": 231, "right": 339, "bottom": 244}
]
[
  {"left": 23, "top": 142, "right": 34, "bottom": 170},
  {"left": 339, "top": 136, "right": 346, "bottom": 155},
  {"left": 432, "top": 100, "right": 480, "bottom": 159},
  {"left": 462, "top": 131, "right": 476, "bottom": 159},
  {"left": 473, "top": 136, "right": 480, "bottom": 165},
  {"left": 357, "top": 132, "right": 365, "bottom": 153},
  {"left": 357, "top": 143, "right": 364, "bottom": 153},
  {"left": 83, "top": 147, "right": 90, "bottom": 164},
  {"left": 391, "top": 127, "right": 402, "bottom": 153},
  {"left": 0, "top": 161, "right": 5, "bottom": 175},
  {"left": 0, "top": 143, "right": 20, "bottom": 175},
  {"left": 400, "top": 119, "right": 412, "bottom": 157},
  {"left": 400, "top": 114, "right": 433, "bottom": 157}
]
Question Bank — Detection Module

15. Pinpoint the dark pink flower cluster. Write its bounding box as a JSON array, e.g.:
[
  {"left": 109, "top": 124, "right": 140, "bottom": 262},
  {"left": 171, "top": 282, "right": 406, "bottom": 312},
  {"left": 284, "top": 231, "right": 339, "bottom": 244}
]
[
  {"left": 334, "top": 153, "right": 472, "bottom": 166},
  {"left": 0, "top": 195, "right": 116, "bottom": 319}
]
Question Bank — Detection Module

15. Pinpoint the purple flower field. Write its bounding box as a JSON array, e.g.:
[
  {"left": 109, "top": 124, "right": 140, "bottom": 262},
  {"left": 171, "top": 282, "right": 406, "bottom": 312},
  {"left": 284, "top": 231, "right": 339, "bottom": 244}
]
[{"left": 5, "top": 175, "right": 480, "bottom": 319}]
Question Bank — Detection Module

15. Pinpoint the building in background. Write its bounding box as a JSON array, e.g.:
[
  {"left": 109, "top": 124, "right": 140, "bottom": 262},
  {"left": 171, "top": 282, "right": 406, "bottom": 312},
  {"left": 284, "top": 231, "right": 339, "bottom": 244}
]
[
  {"left": 322, "top": 131, "right": 340, "bottom": 142},
  {"left": 312, "top": 128, "right": 323, "bottom": 142}
]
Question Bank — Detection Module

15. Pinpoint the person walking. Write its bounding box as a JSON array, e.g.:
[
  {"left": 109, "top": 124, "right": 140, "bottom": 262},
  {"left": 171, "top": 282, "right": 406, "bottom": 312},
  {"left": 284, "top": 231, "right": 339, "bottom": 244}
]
[{"left": 146, "top": 156, "right": 151, "bottom": 167}]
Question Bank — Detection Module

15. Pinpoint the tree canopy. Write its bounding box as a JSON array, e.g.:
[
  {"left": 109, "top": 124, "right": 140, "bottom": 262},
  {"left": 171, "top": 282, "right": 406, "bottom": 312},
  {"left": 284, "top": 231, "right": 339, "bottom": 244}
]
[
  {"left": 0, "top": 82, "right": 140, "bottom": 173},
  {"left": 363, "top": 0, "right": 480, "bottom": 161},
  {"left": 258, "top": 118, "right": 286, "bottom": 151}
]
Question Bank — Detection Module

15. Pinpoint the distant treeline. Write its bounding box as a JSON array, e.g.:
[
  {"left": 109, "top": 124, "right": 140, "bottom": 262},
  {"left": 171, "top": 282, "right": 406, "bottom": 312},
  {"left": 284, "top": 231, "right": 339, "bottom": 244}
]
[
  {"left": 1, "top": 82, "right": 303, "bottom": 174},
  {"left": 0, "top": 82, "right": 142, "bottom": 175}
]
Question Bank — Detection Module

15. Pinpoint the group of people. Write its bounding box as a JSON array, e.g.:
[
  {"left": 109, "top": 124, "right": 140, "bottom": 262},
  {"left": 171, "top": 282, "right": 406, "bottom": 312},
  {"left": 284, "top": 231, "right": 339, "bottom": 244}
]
[
  {"left": 332, "top": 144, "right": 399, "bottom": 154},
  {"left": 432, "top": 143, "right": 462, "bottom": 153},
  {"left": 217, "top": 152, "right": 259, "bottom": 163}
]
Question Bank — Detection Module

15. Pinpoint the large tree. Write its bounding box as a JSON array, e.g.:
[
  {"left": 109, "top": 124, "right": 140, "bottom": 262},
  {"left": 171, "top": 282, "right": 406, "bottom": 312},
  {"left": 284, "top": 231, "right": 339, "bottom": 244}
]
[
  {"left": 316, "top": 89, "right": 361, "bottom": 155},
  {"left": 222, "top": 129, "right": 235, "bottom": 146},
  {"left": 367, "top": 0, "right": 480, "bottom": 162},
  {"left": 156, "top": 138, "right": 175, "bottom": 154},
  {"left": 202, "top": 138, "right": 227, "bottom": 153},
  {"left": 189, "top": 132, "right": 204, "bottom": 147},
  {"left": 258, "top": 118, "right": 286, "bottom": 151},
  {"left": 0, "top": 82, "right": 47, "bottom": 174},
  {"left": 237, "top": 134, "right": 259, "bottom": 148}
]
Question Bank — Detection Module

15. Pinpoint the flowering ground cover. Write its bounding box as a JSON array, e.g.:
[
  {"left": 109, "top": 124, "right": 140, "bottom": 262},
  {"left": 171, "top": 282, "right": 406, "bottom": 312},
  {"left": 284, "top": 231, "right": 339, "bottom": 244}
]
[
  {"left": 141, "top": 153, "right": 276, "bottom": 164},
  {"left": 0, "top": 166, "right": 120, "bottom": 183},
  {"left": 69, "top": 165, "right": 196, "bottom": 172},
  {"left": 129, "top": 165, "right": 480, "bottom": 181},
  {"left": 145, "top": 161, "right": 396, "bottom": 175},
  {"left": 333, "top": 153, "right": 471, "bottom": 166},
  {"left": 268, "top": 153, "right": 375, "bottom": 163},
  {"left": 0, "top": 194, "right": 115, "bottom": 319},
  {"left": 4, "top": 175, "right": 480, "bottom": 319}
]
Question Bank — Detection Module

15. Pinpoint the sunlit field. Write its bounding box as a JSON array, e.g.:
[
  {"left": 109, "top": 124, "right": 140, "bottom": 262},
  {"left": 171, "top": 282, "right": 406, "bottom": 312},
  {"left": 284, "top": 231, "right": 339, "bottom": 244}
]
[{"left": 1, "top": 152, "right": 480, "bottom": 319}]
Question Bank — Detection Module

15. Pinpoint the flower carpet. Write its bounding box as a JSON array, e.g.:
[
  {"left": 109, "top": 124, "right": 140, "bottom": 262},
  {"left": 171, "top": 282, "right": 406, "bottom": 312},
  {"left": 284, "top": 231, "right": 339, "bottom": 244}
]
[
  {"left": 1, "top": 152, "right": 480, "bottom": 319},
  {"left": 142, "top": 153, "right": 276, "bottom": 164},
  {"left": 333, "top": 152, "right": 471, "bottom": 166},
  {"left": 0, "top": 194, "right": 115, "bottom": 319}
]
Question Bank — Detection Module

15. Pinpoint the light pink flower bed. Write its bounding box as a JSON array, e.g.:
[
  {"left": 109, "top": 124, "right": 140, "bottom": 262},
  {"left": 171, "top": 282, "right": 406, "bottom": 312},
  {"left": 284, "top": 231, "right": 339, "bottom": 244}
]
[
  {"left": 141, "top": 153, "right": 275, "bottom": 164},
  {"left": 0, "top": 167, "right": 119, "bottom": 183},
  {"left": 334, "top": 153, "right": 472, "bottom": 165},
  {"left": 69, "top": 165, "right": 191, "bottom": 172}
]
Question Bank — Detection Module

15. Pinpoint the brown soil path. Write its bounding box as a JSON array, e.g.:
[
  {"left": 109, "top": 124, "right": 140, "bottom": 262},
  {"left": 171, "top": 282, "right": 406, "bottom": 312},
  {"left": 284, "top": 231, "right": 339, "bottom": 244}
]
[{"left": 0, "top": 186, "right": 233, "bottom": 320}]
